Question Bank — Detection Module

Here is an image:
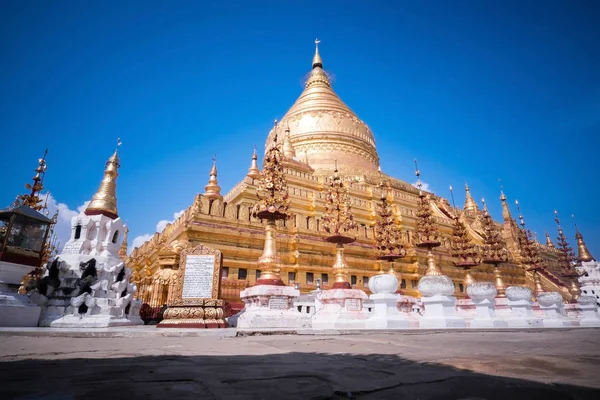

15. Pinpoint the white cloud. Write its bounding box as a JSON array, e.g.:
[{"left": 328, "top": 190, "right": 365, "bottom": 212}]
[
  {"left": 412, "top": 181, "right": 431, "bottom": 192},
  {"left": 131, "top": 234, "right": 153, "bottom": 250},
  {"left": 42, "top": 192, "right": 86, "bottom": 251},
  {"left": 130, "top": 209, "right": 186, "bottom": 254}
]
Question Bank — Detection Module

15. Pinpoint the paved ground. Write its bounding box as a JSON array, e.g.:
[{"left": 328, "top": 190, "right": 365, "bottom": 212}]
[{"left": 1, "top": 328, "right": 599, "bottom": 399}]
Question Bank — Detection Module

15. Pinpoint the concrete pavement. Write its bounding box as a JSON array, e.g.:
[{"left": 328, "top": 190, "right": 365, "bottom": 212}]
[{"left": 1, "top": 328, "right": 599, "bottom": 399}]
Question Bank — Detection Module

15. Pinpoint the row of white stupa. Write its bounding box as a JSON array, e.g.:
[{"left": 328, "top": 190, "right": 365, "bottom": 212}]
[{"left": 233, "top": 262, "right": 600, "bottom": 330}]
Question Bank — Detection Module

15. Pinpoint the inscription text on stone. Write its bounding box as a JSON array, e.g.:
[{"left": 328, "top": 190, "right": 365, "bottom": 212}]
[
  {"left": 269, "top": 296, "right": 289, "bottom": 310},
  {"left": 346, "top": 298, "right": 361, "bottom": 311},
  {"left": 182, "top": 255, "right": 215, "bottom": 299}
]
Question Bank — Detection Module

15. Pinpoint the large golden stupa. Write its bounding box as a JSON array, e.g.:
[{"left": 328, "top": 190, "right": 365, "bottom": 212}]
[{"left": 128, "top": 42, "right": 578, "bottom": 308}]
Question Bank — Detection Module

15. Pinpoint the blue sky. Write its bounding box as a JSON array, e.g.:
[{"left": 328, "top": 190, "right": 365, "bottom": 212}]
[{"left": 1, "top": 0, "right": 598, "bottom": 257}]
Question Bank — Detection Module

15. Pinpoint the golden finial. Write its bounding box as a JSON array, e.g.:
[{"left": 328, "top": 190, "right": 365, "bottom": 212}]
[
  {"left": 572, "top": 214, "right": 595, "bottom": 262},
  {"left": 203, "top": 155, "right": 222, "bottom": 199},
  {"left": 481, "top": 197, "right": 489, "bottom": 213},
  {"left": 282, "top": 122, "right": 297, "bottom": 159},
  {"left": 414, "top": 159, "right": 423, "bottom": 194},
  {"left": 85, "top": 141, "right": 121, "bottom": 219},
  {"left": 119, "top": 225, "right": 129, "bottom": 261},
  {"left": 449, "top": 185, "right": 456, "bottom": 210},
  {"left": 247, "top": 145, "right": 261, "bottom": 179},
  {"left": 312, "top": 38, "right": 323, "bottom": 69},
  {"left": 463, "top": 182, "right": 479, "bottom": 212}
]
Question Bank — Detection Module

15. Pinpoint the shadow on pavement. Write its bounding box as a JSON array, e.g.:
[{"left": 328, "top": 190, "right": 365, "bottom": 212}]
[{"left": 1, "top": 351, "right": 598, "bottom": 400}]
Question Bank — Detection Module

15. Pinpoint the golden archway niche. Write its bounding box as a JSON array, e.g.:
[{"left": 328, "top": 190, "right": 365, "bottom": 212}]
[{"left": 158, "top": 243, "right": 227, "bottom": 329}]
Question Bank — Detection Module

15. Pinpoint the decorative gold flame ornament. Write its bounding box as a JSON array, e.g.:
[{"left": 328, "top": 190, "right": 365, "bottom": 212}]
[
  {"left": 252, "top": 126, "right": 291, "bottom": 285},
  {"left": 11, "top": 149, "right": 48, "bottom": 211},
  {"left": 321, "top": 161, "right": 357, "bottom": 289},
  {"left": 413, "top": 160, "right": 442, "bottom": 277},
  {"left": 554, "top": 211, "right": 579, "bottom": 301},
  {"left": 374, "top": 179, "right": 406, "bottom": 277},
  {"left": 449, "top": 186, "right": 480, "bottom": 290},
  {"left": 480, "top": 198, "right": 509, "bottom": 297},
  {"left": 515, "top": 200, "right": 545, "bottom": 295},
  {"left": 85, "top": 139, "right": 121, "bottom": 219}
]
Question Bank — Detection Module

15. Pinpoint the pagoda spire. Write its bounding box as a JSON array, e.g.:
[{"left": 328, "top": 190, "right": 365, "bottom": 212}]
[
  {"left": 499, "top": 190, "right": 512, "bottom": 223},
  {"left": 545, "top": 231, "right": 555, "bottom": 248},
  {"left": 85, "top": 139, "right": 120, "bottom": 219},
  {"left": 312, "top": 38, "right": 323, "bottom": 69},
  {"left": 203, "top": 155, "right": 222, "bottom": 200},
  {"left": 463, "top": 182, "right": 479, "bottom": 212},
  {"left": 282, "top": 123, "right": 297, "bottom": 159},
  {"left": 572, "top": 215, "right": 595, "bottom": 262},
  {"left": 119, "top": 225, "right": 129, "bottom": 261},
  {"left": 247, "top": 146, "right": 261, "bottom": 179}
]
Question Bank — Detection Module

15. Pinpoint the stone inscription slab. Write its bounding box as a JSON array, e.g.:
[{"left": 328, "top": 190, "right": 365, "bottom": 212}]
[
  {"left": 346, "top": 298, "right": 362, "bottom": 312},
  {"left": 61, "top": 241, "right": 82, "bottom": 255},
  {"left": 269, "top": 296, "right": 289, "bottom": 310},
  {"left": 182, "top": 255, "right": 215, "bottom": 299}
]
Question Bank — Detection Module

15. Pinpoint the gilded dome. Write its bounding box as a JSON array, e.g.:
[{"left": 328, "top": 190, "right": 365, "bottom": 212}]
[{"left": 266, "top": 42, "right": 379, "bottom": 174}]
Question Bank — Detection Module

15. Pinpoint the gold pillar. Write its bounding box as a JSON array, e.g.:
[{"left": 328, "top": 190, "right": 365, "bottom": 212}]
[
  {"left": 332, "top": 243, "right": 350, "bottom": 287},
  {"left": 533, "top": 270, "right": 544, "bottom": 296},
  {"left": 494, "top": 265, "right": 506, "bottom": 297},
  {"left": 256, "top": 219, "right": 283, "bottom": 284}
]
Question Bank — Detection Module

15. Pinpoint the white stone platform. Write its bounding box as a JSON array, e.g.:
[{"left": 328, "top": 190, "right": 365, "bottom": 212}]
[
  {"left": 366, "top": 293, "right": 419, "bottom": 329},
  {"left": 420, "top": 294, "right": 466, "bottom": 328},
  {"left": 505, "top": 299, "right": 542, "bottom": 328},
  {"left": 312, "top": 288, "right": 369, "bottom": 330},
  {"left": 0, "top": 261, "right": 41, "bottom": 327},
  {"left": 237, "top": 284, "right": 310, "bottom": 329},
  {"left": 0, "top": 293, "right": 41, "bottom": 327}
]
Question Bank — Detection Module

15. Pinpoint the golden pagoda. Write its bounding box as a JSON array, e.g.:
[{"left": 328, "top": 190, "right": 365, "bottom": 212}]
[
  {"left": 127, "top": 41, "right": 574, "bottom": 307},
  {"left": 85, "top": 142, "right": 120, "bottom": 219}
]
